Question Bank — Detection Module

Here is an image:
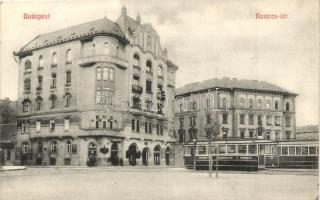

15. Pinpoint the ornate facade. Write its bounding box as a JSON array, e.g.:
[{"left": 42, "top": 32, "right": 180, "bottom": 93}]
[{"left": 13, "top": 7, "right": 178, "bottom": 166}]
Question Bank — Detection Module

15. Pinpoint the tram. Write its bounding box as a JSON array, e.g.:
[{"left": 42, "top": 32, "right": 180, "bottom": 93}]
[{"left": 183, "top": 139, "right": 318, "bottom": 171}]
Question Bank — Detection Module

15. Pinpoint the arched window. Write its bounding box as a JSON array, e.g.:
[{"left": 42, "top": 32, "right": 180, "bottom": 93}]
[
  {"left": 22, "top": 142, "right": 29, "bottom": 153},
  {"left": 66, "top": 49, "right": 72, "bottom": 63},
  {"left": 257, "top": 100, "right": 262, "bottom": 108},
  {"left": 52, "top": 52, "right": 57, "bottom": 65},
  {"left": 103, "top": 42, "right": 110, "bottom": 55},
  {"left": 266, "top": 100, "right": 270, "bottom": 109},
  {"left": 249, "top": 99, "right": 253, "bottom": 108},
  {"left": 24, "top": 78, "right": 31, "bottom": 93},
  {"left": 286, "top": 103, "right": 290, "bottom": 111},
  {"left": 25, "top": 60, "right": 32, "bottom": 71},
  {"left": 66, "top": 141, "right": 72, "bottom": 153},
  {"left": 239, "top": 98, "right": 244, "bottom": 107},
  {"left": 146, "top": 60, "right": 152, "bottom": 73},
  {"left": 51, "top": 141, "right": 57, "bottom": 153},
  {"left": 158, "top": 65, "right": 163, "bottom": 77},
  {"left": 39, "top": 56, "right": 44, "bottom": 68},
  {"left": 133, "top": 54, "right": 140, "bottom": 67}
]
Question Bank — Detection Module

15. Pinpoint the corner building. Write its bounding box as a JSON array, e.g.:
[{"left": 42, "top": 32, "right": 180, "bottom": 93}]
[
  {"left": 14, "top": 7, "right": 178, "bottom": 166},
  {"left": 174, "top": 78, "right": 297, "bottom": 143}
]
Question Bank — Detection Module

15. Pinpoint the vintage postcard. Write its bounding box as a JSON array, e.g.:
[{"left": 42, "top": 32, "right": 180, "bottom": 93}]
[{"left": 0, "top": 0, "right": 319, "bottom": 200}]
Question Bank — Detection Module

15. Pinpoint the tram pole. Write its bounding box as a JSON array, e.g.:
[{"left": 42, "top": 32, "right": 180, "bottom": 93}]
[{"left": 209, "top": 140, "right": 212, "bottom": 178}]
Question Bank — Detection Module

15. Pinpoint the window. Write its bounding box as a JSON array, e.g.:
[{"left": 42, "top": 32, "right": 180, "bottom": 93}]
[
  {"left": 309, "top": 146, "right": 317, "bottom": 155},
  {"left": 39, "top": 56, "right": 44, "bottom": 68},
  {"left": 296, "top": 146, "right": 302, "bottom": 155},
  {"left": 240, "top": 130, "right": 245, "bottom": 138},
  {"left": 64, "top": 119, "right": 70, "bottom": 131},
  {"left": 198, "top": 146, "right": 207, "bottom": 155},
  {"left": 285, "top": 103, "right": 290, "bottom": 111},
  {"left": 49, "top": 120, "right": 55, "bottom": 131},
  {"left": 257, "top": 115, "right": 262, "bottom": 125},
  {"left": 103, "top": 121, "right": 107, "bottom": 129},
  {"left": 52, "top": 52, "right": 57, "bottom": 66},
  {"left": 190, "top": 101, "right": 196, "bottom": 110},
  {"left": 190, "top": 116, "right": 196, "bottom": 126},
  {"left": 239, "top": 114, "right": 245, "bottom": 125},
  {"left": 65, "top": 95, "right": 71, "bottom": 107},
  {"left": 22, "top": 142, "right": 29, "bottom": 153},
  {"left": 25, "top": 60, "right": 32, "bottom": 71},
  {"left": 275, "top": 101, "right": 279, "bottom": 110},
  {"left": 282, "top": 146, "right": 288, "bottom": 155},
  {"left": 156, "top": 124, "right": 160, "bottom": 135},
  {"left": 266, "top": 132, "right": 270, "bottom": 140},
  {"left": 96, "top": 116, "right": 100, "bottom": 129},
  {"left": 50, "top": 95, "right": 56, "bottom": 109},
  {"left": 66, "top": 141, "right": 72, "bottom": 153},
  {"left": 206, "top": 98, "right": 211, "bottom": 109},
  {"left": 146, "top": 80, "right": 152, "bottom": 94},
  {"left": 38, "top": 142, "right": 43, "bottom": 153},
  {"left": 66, "top": 71, "right": 71, "bottom": 86},
  {"left": 249, "top": 115, "right": 254, "bottom": 125},
  {"left": 218, "top": 145, "right": 226, "bottom": 154},
  {"left": 103, "top": 42, "right": 109, "bottom": 55},
  {"left": 51, "top": 73, "right": 57, "bottom": 88},
  {"left": 71, "top": 144, "right": 77, "bottom": 153},
  {"left": 21, "top": 122, "right": 29, "bottom": 134},
  {"left": 158, "top": 65, "right": 163, "bottom": 77},
  {"left": 160, "top": 124, "right": 163, "bottom": 135},
  {"left": 248, "top": 145, "right": 257, "bottom": 154},
  {"left": 249, "top": 99, "right": 253, "bottom": 108},
  {"left": 249, "top": 130, "right": 254, "bottom": 138},
  {"left": 285, "top": 117, "right": 291, "bottom": 127},
  {"left": 257, "top": 100, "right": 262, "bottom": 108},
  {"left": 23, "top": 102, "right": 30, "bottom": 113},
  {"left": 206, "top": 114, "right": 211, "bottom": 124},
  {"left": 275, "top": 131, "right": 280, "bottom": 140},
  {"left": 222, "top": 114, "right": 228, "bottom": 124},
  {"left": 145, "top": 122, "right": 148, "bottom": 133},
  {"left": 149, "top": 123, "right": 152, "bottom": 134},
  {"left": 266, "top": 100, "right": 270, "bottom": 109},
  {"left": 136, "top": 120, "right": 140, "bottom": 133},
  {"left": 285, "top": 131, "right": 291, "bottom": 140},
  {"left": 179, "top": 103, "right": 184, "bottom": 112},
  {"left": 66, "top": 49, "right": 72, "bottom": 63},
  {"left": 133, "top": 54, "right": 140, "bottom": 66},
  {"left": 302, "top": 146, "right": 308, "bottom": 155},
  {"left": 222, "top": 130, "right": 227, "bottom": 138},
  {"left": 266, "top": 116, "right": 272, "bottom": 126},
  {"left": 97, "top": 67, "right": 101, "bottom": 80},
  {"left": 222, "top": 97, "right": 227, "bottom": 109},
  {"left": 146, "top": 60, "right": 152, "bottom": 73},
  {"left": 238, "top": 145, "right": 247, "bottom": 154},
  {"left": 38, "top": 76, "right": 43, "bottom": 89},
  {"left": 24, "top": 78, "right": 31, "bottom": 93},
  {"left": 36, "top": 99, "right": 42, "bottom": 110},
  {"left": 51, "top": 141, "right": 58, "bottom": 153},
  {"left": 275, "top": 116, "right": 281, "bottom": 126},
  {"left": 289, "top": 146, "right": 295, "bottom": 155},
  {"left": 227, "top": 145, "right": 236, "bottom": 154},
  {"left": 132, "top": 119, "right": 135, "bottom": 131},
  {"left": 36, "top": 121, "right": 41, "bottom": 132},
  {"left": 239, "top": 98, "right": 244, "bottom": 107}
]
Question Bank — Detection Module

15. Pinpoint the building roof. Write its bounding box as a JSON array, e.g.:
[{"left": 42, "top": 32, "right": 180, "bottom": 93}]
[
  {"left": 175, "top": 77, "right": 297, "bottom": 96},
  {"left": 16, "top": 18, "right": 126, "bottom": 55},
  {"left": 296, "top": 125, "right": 319, "bottom": 133}
]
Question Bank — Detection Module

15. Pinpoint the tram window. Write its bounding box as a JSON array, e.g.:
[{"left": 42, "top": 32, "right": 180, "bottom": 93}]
[
  {"left": 198, "top": 146, "right": 207, "bottom": 155},
  {"left": 309, "top": 146, "right": 316, "bottom": 155},
  {"left": 248, "top": 145, "right": 257, "bottom": 154},
  {"left": 296, "top": 146, "right": 302, "bottom": 155},
  {"left": 259, "top": 145, "right": 265, "bottom": 154},
  {"left": 272, "top": 146, "right": 277, "bottom": 154},
  {"left": 227, "top": 145, "right": 236, "bottom": 154},
  {"left": 218, "top": 145, "right": 226, "bottom": 154},
  {"left": 238, "top": 145, "right": 247, "bottom": 154},
  {"left": 265, "top": 145, "right": 271, "bottom": 154},
  {"left": 302, "top": 146, "right": 308, "bottom": 155},
  {"left": 277, "top": 147, "right": 281, "bottom": 155},
  {"left": 282, "top": 146, "right": 288, "bottom": 155},
  {"left": 186, "top": 146, "right": 192, "bottom": 155},
  {"left": 289, "top": 147, "right": 295, "bottom": 155},
  {"left": 210, "top": 146, "right": 217, "bottom": 154}
]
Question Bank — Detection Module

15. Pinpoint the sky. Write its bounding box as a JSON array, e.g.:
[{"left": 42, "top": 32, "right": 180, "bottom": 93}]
[{"left": 0, "top": 0, "right": 318, "bottom": 126}]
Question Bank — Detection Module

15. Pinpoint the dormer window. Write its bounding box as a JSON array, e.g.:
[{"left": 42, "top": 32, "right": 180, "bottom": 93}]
[{"left": 66, "top": 49, "right": 72, "bottom": 64}]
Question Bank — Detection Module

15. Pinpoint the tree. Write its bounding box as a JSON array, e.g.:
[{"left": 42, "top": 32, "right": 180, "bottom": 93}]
[{"left": 204, "top": 121, "right": 220, "bottom": 178}]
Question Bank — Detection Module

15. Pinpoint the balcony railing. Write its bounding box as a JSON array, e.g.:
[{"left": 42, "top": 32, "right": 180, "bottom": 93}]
[{"left": 132, "top": 84, "right": 143, "bottom": 94}]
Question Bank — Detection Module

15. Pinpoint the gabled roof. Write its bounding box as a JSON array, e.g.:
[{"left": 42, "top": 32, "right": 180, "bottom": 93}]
[
  {"left": 17, "top": 18, "right": 126, "bottom": 55},
  {"left": 176, "top": 77, "right": 297, "bottom": 96}
]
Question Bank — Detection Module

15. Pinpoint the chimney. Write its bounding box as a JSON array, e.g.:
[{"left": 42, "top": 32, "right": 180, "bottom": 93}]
[
  {"left": 121, "top": 6, "right": 127, "bottom": 16},
  {"left": 136, "top": 14, "right": 141, "bottom": 24}
]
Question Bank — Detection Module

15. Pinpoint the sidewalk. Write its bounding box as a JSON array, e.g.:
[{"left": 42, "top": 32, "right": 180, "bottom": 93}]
[
  {"left": 0, "top": 166, "right": 26, "bottom": 171},
  {"left": 262, "top": 168, "right": 319, "bottom": 173}
]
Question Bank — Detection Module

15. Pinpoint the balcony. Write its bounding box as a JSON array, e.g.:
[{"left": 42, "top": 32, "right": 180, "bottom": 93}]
[
  {"left": 78, "top": 55, "right": 128, "bottom": 69},
  {"left": 132, "top": 84, "right": 143, "bottom": 94}
]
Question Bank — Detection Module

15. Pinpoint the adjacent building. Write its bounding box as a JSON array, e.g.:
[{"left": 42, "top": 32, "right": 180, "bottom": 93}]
[
  {"left": 174, "top": 77, "right": 297, "bottom": 143},
  {"left": 295, "top": 125, "right": 319, "bottom": 140},
  {"left": 13, "top": 7, "right": 178, "bottom": 166}
]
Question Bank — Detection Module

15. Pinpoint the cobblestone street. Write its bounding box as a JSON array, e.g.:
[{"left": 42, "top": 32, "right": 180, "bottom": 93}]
[{"left": 0, "top": 167, "right": 318, "bottom": 200}]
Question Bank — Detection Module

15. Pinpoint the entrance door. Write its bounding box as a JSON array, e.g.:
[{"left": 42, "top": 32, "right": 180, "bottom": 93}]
[
  {"left": 142, "top": 148, "right": 149, "bottom": 166},
  {"left": 154, "top": 145, "right": 161, "bottom": 165},
  {"left": 111, "top": 143, "right": 119, "bottom": 166},
  {"left": 87, "top": 143, "right": 97, "bottom": 167},
  {"left": 165, "top": 147, "right": 170, "bottom": 165},
  {"left": 127, "top": 144, "right": 138, "bottom": 166}
]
